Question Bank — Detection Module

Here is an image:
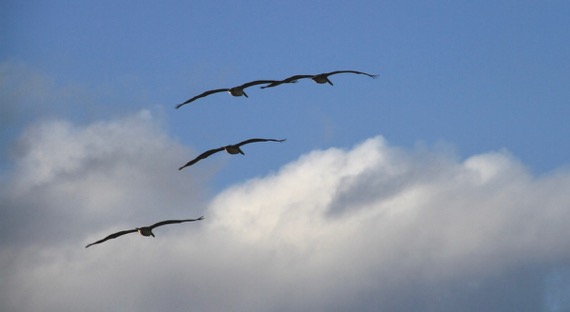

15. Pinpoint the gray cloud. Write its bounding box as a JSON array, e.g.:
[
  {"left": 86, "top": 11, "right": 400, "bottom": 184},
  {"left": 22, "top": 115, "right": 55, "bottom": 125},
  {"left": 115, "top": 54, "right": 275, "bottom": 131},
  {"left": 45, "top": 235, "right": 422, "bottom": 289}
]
[
  {"left": 1, "top": 115, "right": 570, "bottom": 312},
  {"left": 0, "top": 60, "right": 153, "bottom": 166},
  {"left": 0, "top": 61, "right": 90, "bottom": 130},
  {"left": 0, "top": 111, "right": 208, "bottom": 249}
]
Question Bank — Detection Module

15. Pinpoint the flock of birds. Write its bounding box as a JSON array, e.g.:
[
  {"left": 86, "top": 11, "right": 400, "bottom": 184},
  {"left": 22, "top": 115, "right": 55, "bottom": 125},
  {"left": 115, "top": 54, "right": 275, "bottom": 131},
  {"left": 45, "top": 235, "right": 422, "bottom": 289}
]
[
  {"left": 175, "top": 70, "right": 378, "bottom": 108},
  {"left": 85, "top": 69, "right": 377, "bottom": 248}
]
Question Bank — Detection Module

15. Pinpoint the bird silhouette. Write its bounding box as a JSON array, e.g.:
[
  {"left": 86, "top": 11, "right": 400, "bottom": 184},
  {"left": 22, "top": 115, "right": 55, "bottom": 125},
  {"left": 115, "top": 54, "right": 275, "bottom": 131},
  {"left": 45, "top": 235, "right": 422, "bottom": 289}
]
[
  {"left": 176, "top": 79, "right": 281, "bottom": 109},
  {"left": 179, "top": 138, "right": 286, "bottom": 170},
  {"left": 261, "top": 70, "right": 378, "bottom": 89},
  {"left": 85, "top": 216, "right": 204, "bottom": 248}
]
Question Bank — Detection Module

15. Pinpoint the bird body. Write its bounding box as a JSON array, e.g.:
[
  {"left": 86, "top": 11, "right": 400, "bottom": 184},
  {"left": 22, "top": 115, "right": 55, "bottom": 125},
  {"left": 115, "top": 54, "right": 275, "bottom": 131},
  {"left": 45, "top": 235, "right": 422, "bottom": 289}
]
[
  {"left": 179, "top": 138, "right": 286, "bottom": 170},
  {"left": 312, "top": 74, "right": 334, "bottom": 85},
  {"left": 261, "top": 70, "right": 377, "bottom": 89},
  {"left": 137, "top": 227, "right": 155, "bottom": 237},
  {"left": 176, "top": 79, "right": 281, "bottom": 108},
  {"left": 227, "top": 87, "right": 247, "bottom": 97},
  {"left": 224, "top": 145, "right": 246, "bottom": 155},
  {"left": 85, "top": 216, "right": 204, "bottom": 248}
]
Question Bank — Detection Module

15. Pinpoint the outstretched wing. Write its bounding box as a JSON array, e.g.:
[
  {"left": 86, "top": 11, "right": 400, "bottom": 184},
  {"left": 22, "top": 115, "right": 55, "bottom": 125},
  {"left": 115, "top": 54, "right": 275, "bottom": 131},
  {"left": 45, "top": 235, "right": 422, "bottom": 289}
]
[
  {"left": 176, "top": 88, "right": 229, "bottom": 109},
  {"left": 149, "top": 216, "right": 205, "bottom": 229},
  {"left": 261, "top": 75, "right": 313, "bottom": 89},
  {"left": 179, "top": 147, "right": 226, "bottom": 170},
  {"left": 236, "top": 138, "right": 286, "bottom": 147},
  {"left": 85, "top": 228, "right": 137, "bottom": 248},
  {"left": 322, "top": 70, "right": 378, "bottom": 79},
  {"left": 239, "top": 80, "right": 282, "bottom": 89}
]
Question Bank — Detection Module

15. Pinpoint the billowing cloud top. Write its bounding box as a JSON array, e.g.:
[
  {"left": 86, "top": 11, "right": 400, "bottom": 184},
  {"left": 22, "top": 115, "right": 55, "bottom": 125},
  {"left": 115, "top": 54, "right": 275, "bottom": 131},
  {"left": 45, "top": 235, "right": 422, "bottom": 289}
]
[{"left": 1, "top": 112, "right": 570, "bottom": 312}]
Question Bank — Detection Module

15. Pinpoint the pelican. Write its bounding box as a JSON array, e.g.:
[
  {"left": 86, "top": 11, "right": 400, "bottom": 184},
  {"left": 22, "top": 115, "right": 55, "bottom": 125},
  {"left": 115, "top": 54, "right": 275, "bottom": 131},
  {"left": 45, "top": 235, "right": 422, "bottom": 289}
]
[
  {"left": 179, "top": 138, "right": 286, "bottom": 170},
  {"left": 85, "top": 216, "right": 204, "bottom": 248},
  {"left": 176, "top": 79, "right": 282, "bottom": 109},
  {"left": 261, "top": 70, "right": 378, "bottom": 89}
]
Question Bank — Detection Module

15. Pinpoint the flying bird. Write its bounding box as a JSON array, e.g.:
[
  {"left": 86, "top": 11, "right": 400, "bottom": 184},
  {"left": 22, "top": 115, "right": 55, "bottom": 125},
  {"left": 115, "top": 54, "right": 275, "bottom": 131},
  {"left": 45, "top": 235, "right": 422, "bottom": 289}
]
[
  {"left": 176, "top": 79, "right": 281, "bottom": 109},
  {"left": 85, "top": 216, "right": 204, "bottom": 248},
  {"left": 179, "top": 138, "right": 286, "bottom": 170},
  {"left": 261, "top": 70, "right": 378, "bottom": 89}
]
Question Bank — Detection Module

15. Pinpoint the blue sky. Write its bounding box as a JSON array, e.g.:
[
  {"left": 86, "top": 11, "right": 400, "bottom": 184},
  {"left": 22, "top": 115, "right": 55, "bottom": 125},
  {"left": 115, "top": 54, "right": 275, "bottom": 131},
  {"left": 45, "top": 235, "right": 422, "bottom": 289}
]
[
  {"left": 1, "top": 1, "right": 570, "bottom": 311},
  {"left": 3, "top": 0, "right": 569, "bottom": 181}
]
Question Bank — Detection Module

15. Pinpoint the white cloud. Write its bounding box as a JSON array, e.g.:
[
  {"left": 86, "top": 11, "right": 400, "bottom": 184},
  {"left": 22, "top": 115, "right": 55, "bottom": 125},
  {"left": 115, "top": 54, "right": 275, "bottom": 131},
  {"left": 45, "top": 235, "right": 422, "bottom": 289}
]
[{"left": 1, "top": 114, "right": 570, "bottom": 312}]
